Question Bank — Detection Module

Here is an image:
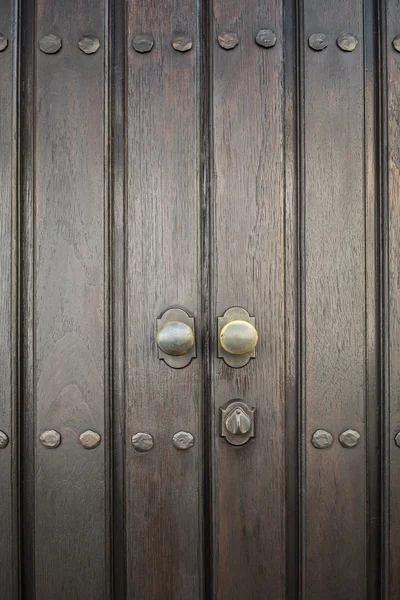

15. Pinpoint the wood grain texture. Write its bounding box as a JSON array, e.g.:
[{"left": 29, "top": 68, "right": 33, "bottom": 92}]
[
  {"left": 0, "top": 0, "right": 18, "bottom": 596},
  {"left": 210, "top": 0, "right": 286, "bottom": 597},
  {"left": 302, "top": 0, "right": 368, "bottom": 597},
  {"left": 126, "top": 1, "right": 203, "bottom": 598},
  {"left": 386, "top": 1, "right": 400, "bottom": 597},
  {"left": 34, "top": 1, "right": 109, "bottom": 597}
]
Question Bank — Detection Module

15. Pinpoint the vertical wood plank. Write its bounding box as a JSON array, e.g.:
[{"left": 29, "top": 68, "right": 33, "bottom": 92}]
[
  {"left": 302, "top": 1, "right": 369, "bottom": 597},
  {"left": 126, "top": 2, "right": 203, "bottom": 598},
  {"left": 34, "top": 2, "right": 110, "bottom": 597},
  {"left": 0, "top": 0, "right": 18, "bottom": 596},
  {"left": 386, "top": 1, "right": 400, "bottom": 597},
  {"left": 210, "top": 1, "right": 286, "bottom": 597}
]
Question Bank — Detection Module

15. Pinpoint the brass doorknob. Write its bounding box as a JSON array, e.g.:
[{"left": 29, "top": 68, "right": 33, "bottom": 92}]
[
  {"left": 219, "top": 320, "right": 258, "bottom": 355},
  {"left": 157, "top": 321, "right": 195, "bottom": 356}
]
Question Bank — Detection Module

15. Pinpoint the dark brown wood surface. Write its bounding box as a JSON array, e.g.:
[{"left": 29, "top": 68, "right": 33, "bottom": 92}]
[
  {"left": 126, "top": 1, "right": 203, "bottom": 598},
  {"left": 302, "top": 1, "right": 370, "bottom": 598},
  {"left": 2, "top": 1, "right": 400, "bottom": 598},
  {"left": 33, "top": 1, "right": 109, "bottom": 597},
  {"left": 210, "top": 1, "right": 286, "bottom": 597},
  {"left": 387, "top": 1, "right": 400, "bottom": 597},
  {"left": 0, "top": 0, "right": 18, "bottom": 596}
]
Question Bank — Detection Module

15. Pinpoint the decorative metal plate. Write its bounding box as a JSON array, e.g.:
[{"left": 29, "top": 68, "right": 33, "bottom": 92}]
[
  {"left": 157, "top": 307, "right": 196, "bottom": 369},
  {"left": 220, "top": 400, "right": 255, "bottom": 446}
]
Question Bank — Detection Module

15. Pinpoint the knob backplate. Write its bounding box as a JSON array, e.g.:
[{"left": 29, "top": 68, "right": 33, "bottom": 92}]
[
  {"left": 157, "top": 307, "right": 196, "bottom": 368},
  {"left": 220, "top": 399, "right": 256, "bottom": 446}
]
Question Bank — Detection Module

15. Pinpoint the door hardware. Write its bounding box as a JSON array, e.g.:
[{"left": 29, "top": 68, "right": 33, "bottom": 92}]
[
  {"left": 172, "top": 431, "right": 194, "bottom": 450},
  {"left": 220, "top": 400, "right": 255, "bottom": 446},
  {"left": 0, "top": 431, "right": 9, "bottom": 449},
  {"left": 339, "top": 429, "right": 360, "bottom": 448},
  {"left": 218, "top": 307, "right": 258, "bottom": 368},
  {"left": 39, "top": 430, "right": 61, "bottom": 449},
  {"left": 132, "top": 433, "right": 154, "bottom": 453},
  {"left": 311, "top": 429, "right": 333, "bottom": 449},
  {"left": 157, "top": 307, "right": 196, "bottom": 369}
]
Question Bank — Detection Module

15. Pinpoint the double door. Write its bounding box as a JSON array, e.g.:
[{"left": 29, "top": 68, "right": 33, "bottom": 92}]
[{"left": 1, "top": 0, "right": 400, "bottom": 598}]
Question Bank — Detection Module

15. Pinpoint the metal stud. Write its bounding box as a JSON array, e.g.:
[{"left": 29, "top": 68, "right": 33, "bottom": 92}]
[
  {"left": 0, "top": 431, "right": 9, "bottom": 449},
  {"left": 78, "top": 35, "right": 100, "bottom": 54},
  {"left": 308, "top": 33, "right": 328, "bottom": 51},
  {"left": 337, "top": 33, "right": 359, "bottom": 52},
  {"left": 172, "top": 431, "right": 194, "bottom": 450},
  {"left": 255, "top": 29, "right": 276, "bottom": 48},
  {"left": 394, "top": 432, "right": 400, "bottom": 447},
  {"left": 39, "top": 430, "right": 61, "bottom": 449},
  {"left": 311, "top": 429, "right": 333, "bottom": 449},
  {"left": 132, "top": 432, "right": 154, "bottom": 452},
  {"left": 172, "top": 35, "right": 193, "bottom": 52},
  {"left": 79, "top": 430, "right": 101, "bottom": 449},
  {"left": 393, "top": 35, "right": 400, "bottom": 53},
  {"left": 218, "top": 32, "right": 239, "bottom": 50},
  {"left": 39, "top": 33, "right": 62, "bottom": 54},
  {"left": 0, "top": 33, "right": 8, "bottom": 52},
  {"left": 132, "top": 34, "right": 154, "bottom": 53},
  {"left": 339, "top": 429, "right": 361, "bottom": 448}
]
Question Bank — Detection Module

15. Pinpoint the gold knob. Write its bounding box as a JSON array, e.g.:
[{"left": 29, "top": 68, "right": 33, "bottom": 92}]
[
  {"left": 156, "top": 321, "right": 195, "bottom": 356},
  {"left": 219, "top": 320, "right": 258, "bottom": 355}
]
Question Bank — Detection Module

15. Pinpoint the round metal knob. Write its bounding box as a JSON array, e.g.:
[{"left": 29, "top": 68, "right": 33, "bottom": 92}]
[
  {"left": 156, "top": 321, "right": 195, "bottom": 356},
  {"left": 219, "top": 320, "right": 258, "bottom": 355}
]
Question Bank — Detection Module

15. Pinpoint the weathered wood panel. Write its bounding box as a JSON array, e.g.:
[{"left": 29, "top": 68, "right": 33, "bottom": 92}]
[
  {"left": 0, "top": 0, "right": 18, "bottom": 596},
  {"left": 126, "top": 2, "right": 203, "bottom": 598},
  {"left": 302, "top": 1, "right": 369, "bottom": 597},
  {"left": 33, "top": 1, "right": 109, "bottom": 597},
  {"left": 386, "top": 2, "right": 400, "bottom": 597},
  {"left": 210, "top": 1, "right": 286, "bottom": 597}
]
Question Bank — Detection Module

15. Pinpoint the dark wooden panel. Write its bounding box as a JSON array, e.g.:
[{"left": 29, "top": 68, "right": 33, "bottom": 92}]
[
  {"left": 210, "top": 1, "right": 286, "bottom": 597},
  {"left": 126, "top": 2, "right": 203, "bottom": 599},
  {"left": 0, "top": 0, "right": 18, "bottom": 596},
  {"left": 386, "top": 2, "right": 400, "bottom": 597},
  {"left": 302, "top": 1, "right": 368, "bottom": 597},
  {"left": 34, "top": 2, "right": 109, "bottom": 597}
]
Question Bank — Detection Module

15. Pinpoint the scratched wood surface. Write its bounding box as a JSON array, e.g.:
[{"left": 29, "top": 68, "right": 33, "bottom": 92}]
[
  {"left": 210, "top": 1, "right": 286, "bottom": 597},
  {"left": 0, "top": 0, "right": 18, "bottom": 596},
  {"left": 302, "top": 1, "right": 369, "bottom": 598},
  {"left": 33, "top": 1, "right": 109, "bottom": 597},
  {"left": 126, "top": 1, "right": 203, "bottom": 598}
]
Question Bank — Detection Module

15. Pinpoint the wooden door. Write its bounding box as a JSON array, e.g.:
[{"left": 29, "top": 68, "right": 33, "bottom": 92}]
[{"left": 1, "top": 0, "right": 400, "bottom": 598}]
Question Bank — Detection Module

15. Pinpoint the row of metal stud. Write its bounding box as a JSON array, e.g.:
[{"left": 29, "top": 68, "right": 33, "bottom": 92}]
[
  {"left": 0, "top": 429, "right": 194, "bottom": 451},
  {"left": 312, "top": 428, "right": 361, "bottom": 449},
  {"left": 2, "top": 31, "right": 400, "bottom": 54}
]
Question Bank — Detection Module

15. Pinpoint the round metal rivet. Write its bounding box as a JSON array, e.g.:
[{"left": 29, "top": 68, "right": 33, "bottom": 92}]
[
  {"left": 78, "top": 35, "right": 100, "bottom": 54},
  {"left": 172, "top": 431, "right": 194, "bottom": 450},
  {"left": 255, "top": 29, "right": 276, "bottom": 48},
  {"left": 133, "top": 34, "right": 154, "bottom": 53},
  {"left": 337, "top": 33, "right": 359, "bottom": 52},
  {"left": 132, "top": 432, "right": 154, "bottom": 452},
  {"left": 394, "top": 432, "right": 400, "bottom": 447},
  {"left": 393, "top": 35, "right": 400, "bottom": 53},
  {"left": 39, "top": 33, "right": 62, "bottom": 54},
  {"left": 172, "top": 35, "right": 193, "bottom": 52},
  {"left": 312, "top": 429, "right": 333, "bottom": 449},
  {"left": 339, "top": 429, "right": 361, "bottom": 448},
  {"left": 0, "top": 34, "right": 8, "bottom": 52},
  {"left": 40, "top": 429, "right": 61, "bottom": 449},
  {"left": 218, "top": 32, "right": 239, "bottom": 50},
  {"left": 0, "top": 431, "right": 9, "bottom": 449},
  {"left": 79, "top": 430, "right": 101, "bottom": 449},
  {"left": 308, "top": 33, "right": 328, "bottom": 51}
]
